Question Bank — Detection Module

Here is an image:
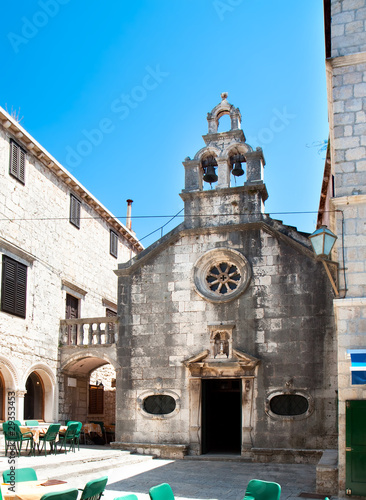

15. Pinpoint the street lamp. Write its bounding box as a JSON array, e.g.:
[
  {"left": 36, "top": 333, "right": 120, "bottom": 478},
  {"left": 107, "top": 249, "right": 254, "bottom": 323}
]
[{"left": 309, "top": 225, "right": 339, "bottom": 297}]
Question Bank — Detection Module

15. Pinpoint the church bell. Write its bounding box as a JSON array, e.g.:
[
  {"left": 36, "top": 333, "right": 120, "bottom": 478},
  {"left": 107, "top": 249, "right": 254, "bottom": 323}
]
[
  {"left": 231, "top": 154, "right": 245, "bottom": 177},
  {"left": 202, "top": 156, "right": 218, "bottom": 184}
]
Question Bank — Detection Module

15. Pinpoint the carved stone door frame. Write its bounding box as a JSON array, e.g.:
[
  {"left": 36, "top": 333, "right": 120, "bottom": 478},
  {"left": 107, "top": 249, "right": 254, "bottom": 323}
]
[{"left": 184, "top": 349, "right": 259, "bottom": 456}]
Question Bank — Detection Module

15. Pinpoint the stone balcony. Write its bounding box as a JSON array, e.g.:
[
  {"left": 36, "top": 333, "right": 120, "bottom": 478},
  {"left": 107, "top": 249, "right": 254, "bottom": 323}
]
[{"left": 60, "top": 316, "right": 119, "bottom": 346}]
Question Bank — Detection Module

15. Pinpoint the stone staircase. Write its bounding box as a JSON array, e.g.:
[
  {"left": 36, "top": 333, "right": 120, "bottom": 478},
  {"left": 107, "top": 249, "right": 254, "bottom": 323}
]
[{"left": 0, "top": 442, "right": 155, "bottom": 479}]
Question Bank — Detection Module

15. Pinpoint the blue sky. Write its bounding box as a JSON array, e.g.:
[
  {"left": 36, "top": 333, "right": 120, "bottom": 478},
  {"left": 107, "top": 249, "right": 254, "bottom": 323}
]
[{"left": 1, "top": 1, "right": 328, "bottom": 248}]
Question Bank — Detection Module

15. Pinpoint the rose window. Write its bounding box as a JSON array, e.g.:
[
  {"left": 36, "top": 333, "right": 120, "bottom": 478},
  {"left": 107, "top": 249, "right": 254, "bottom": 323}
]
[
  {"left": 206, "top": 262, "right": 241, "bottom": 295},
  {"left": 193, "top": 248, "right": 251, "bottom": 303}
]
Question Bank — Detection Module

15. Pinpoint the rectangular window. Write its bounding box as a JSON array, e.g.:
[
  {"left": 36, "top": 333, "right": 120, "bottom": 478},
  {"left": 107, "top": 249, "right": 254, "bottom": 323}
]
[
  {"left": 110, "top": 230, "right": 118, "bottom": 258},
  {"left": 9, "top": 140, "right": 25, "bottom": 184},
  {"left": 70, "top": 194, "right": 81, "bottom": 228},
  {"left": 89, "top": 384, "right": 104, "bottom": 414},
  {"left": 106, "top": 307, "right": 117, "bottom": 339},
  {"left": 1, "top": 255, "right": 27, "bottom": 318},
  {"left": 348, "top": 349, "right": 366, "bottom": 385}
]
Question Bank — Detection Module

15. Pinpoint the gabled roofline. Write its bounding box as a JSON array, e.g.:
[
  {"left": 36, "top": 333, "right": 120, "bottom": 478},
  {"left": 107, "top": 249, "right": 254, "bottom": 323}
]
[
  {"left": 115, "top": 217, "right": 315, "bottom": 276},
  {"left": 0, "top": 107, "right": 143, "bottom": 253}
]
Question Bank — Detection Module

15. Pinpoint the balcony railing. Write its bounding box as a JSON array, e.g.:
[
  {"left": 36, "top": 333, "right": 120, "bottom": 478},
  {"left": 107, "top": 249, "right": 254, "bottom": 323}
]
[{"left": 60, "top": 316, "right": 119, "bottom": 346}]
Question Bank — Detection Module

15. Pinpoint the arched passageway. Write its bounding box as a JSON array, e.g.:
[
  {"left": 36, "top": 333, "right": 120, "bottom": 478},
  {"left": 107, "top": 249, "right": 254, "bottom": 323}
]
[{"left": 60, "top": 354, "right": 118, "bottom": 441}]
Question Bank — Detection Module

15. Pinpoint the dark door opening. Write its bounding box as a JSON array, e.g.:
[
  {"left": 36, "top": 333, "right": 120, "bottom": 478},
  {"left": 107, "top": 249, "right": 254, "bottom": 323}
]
[
  {"left": 202, "top": 378, "right": 241, "bottom": 454},
  {"left": 24, "top": 372, "right": 44, "bottom": 420},
  {"left": 346, "top": 400, "right": 366, "bottom": 496}
]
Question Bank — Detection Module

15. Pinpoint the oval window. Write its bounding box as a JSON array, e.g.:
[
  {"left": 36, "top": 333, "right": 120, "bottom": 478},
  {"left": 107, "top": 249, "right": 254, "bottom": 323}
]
[
  {"left": 269, "top": 394, "right": 309, "bottom": 416},
  {"left": 143, "top": 395, "right": 176, "bottom": 415}
]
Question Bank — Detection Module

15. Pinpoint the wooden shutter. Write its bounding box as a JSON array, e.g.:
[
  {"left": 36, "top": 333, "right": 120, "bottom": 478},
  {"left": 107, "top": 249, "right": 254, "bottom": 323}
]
[
  {"left": 110, "top": 230, "right": 118, "bottom": 258},
  {"left": 69, "top": 194, "right": 81, "bottom": 228},
  {"left": 1, "top": 256, "right": 27, "bottom": 318},
  {"left": 9, "top": 141, "right": 25, "bottom": 183},
  {"left": 89, "top": 385, "right": 104, "bottom": 414}
]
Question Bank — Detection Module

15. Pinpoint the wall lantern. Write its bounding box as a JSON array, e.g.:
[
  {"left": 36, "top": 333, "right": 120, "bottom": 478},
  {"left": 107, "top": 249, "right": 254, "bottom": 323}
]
[{"left": 309, "top": 225, "right": 339, "bottom": 297}]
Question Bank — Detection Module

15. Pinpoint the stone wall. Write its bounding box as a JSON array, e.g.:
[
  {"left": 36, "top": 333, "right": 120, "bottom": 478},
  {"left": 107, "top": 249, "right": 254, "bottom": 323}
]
[
  {"left": 331, "top": 0, "right": 366, "bottom": 58},
  {"left": 326, "top": 0, "right": 366, "bottom": 494},
  {"left": 0, "top": 120, "right": 137, "bottom": 423}
]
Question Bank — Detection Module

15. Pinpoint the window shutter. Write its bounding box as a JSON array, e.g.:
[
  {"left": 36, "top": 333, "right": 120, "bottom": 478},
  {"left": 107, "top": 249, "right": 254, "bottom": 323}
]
[
  {"left": 9, "top": 141, "right": 26, "bottom": 183},
  {"left": 10, "top": 142, "right": 19, "bottom": 177},
  {"left": 110, "top": 230, "right": 118, "bottom": 258},
  {"left": 89, "top": 385, "right": 104, "bottom": 414},
  {"left": 19, "top": 149, "right": 25, "bottom": 183},
  {"left": 15, "top": 263, "right": 27, "bottom": 317},
  {"left": 70, "top": 195, "right": 81, "bottom": 228},
  {"left": 1, "top": 256, "right": 27, "bottom": 318}
]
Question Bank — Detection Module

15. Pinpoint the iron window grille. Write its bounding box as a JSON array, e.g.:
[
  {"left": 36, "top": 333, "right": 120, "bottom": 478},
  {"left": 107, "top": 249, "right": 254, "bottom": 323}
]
[{"left": 9, "top": 140, "right": 25, "bottom": 184}]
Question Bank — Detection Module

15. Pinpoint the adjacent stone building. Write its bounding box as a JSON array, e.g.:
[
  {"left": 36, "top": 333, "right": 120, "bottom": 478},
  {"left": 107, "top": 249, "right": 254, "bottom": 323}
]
[
  {"left": 318, "top": 1, "right": 366, "bottom": 496},
  {"left": 114, "top": 94, "right": 338, "bottom": 461},
  {"left": 0, "top": 106, "right": 142, "bottom": 425}
]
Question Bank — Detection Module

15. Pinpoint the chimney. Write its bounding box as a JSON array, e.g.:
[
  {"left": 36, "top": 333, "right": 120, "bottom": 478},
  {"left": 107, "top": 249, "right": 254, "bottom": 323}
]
[{"left": 126, "top": 199, "right": 133, "bottom": 230}]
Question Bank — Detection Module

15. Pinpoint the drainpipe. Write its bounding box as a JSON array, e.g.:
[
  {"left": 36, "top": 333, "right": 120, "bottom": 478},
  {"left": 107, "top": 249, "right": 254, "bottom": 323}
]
[{"left": 126, "top": 199, "right": 133, "bottom": 231}]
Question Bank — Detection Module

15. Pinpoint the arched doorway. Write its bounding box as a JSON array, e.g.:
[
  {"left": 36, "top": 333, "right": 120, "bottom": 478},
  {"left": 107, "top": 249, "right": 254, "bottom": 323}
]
[{"left": 24, "top": 372, "right": 44, "bottom": 420}]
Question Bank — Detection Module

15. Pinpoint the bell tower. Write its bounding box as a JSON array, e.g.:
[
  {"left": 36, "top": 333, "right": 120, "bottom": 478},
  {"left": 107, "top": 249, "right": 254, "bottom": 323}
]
[{"left": 180, "top": 93, "right": 268, "bottom": 229}]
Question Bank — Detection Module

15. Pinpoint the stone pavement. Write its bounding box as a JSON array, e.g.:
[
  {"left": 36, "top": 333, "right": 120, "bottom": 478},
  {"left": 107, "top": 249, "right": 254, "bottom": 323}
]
[{"left": 0, "top": 444, "right": 335, "bottom": 500}]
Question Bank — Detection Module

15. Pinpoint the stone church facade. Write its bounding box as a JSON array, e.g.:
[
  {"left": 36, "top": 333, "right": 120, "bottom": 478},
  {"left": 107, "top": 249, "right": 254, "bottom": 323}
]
[{"left": 115, "top": 95, "right": 338, "bottom": 461}]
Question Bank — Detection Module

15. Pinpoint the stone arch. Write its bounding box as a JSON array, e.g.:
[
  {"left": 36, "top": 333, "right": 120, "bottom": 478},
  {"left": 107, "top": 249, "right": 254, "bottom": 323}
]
[
  {"left": 0, "top": 355, "right": 19, "bottom": 390},
  {"left": 222, "top": 142, "right": 253, "bottom": 159},
  {"left": 60, "top": 349, "right": 120, "bottom": 427},
  {"left": 61, "top": 350, "right": 120, "bottom": 374},
  {"left": 0, "top": 356, "right": 19, "bottom": 420},
  {"left": 207, "top": 93, "right": 242, "bottom": 134},
  {"left": 23, "top": 363, "right": 57, "bottom": 422},
  {"left": 193, "top": 145, "right": 221, "bottom": 161}
]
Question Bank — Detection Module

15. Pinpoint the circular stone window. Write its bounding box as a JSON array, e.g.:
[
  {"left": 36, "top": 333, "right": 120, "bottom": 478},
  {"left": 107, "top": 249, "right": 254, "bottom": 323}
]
[{"left": 193, "top": 248, "right": 251, "bottom": 302}]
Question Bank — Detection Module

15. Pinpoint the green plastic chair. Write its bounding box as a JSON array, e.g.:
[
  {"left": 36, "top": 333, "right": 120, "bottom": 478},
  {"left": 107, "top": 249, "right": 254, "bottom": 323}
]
[
  {"left": 3, "top": 467, "right": 37, "bottom": 483},
  {"left": 114, "top": 495, "right": 138, "bottom": 500},
  {"left": 3, "top": 421, "right": 34, "bottom": 457},
  {"left": 40, "top": 489, "right": 79, "bottom": 500},
  {"left": 38, "top": 423, "right": 61, "bottom": 456},
  {"left": 13, "top": 420, "right": 22, "bottom": 426},
  {"left": 243, "top": 479, "right": 281, "bottom": 500},
  {"left": 58, "top": 422, "right": 79, "bottom": 454},
  {"left": 149, "top": 483, "right": 175, "bottom": 500},
  {"left": 25, "top": 420, "right": 39, "bottom": 426},
  {"left": 64, "top": 421, "right": 83, "bottom": 449},
  {"left": 74, "top": 421, "right": 83, "bottom": 448},
  {"left": 80, "top": 476, "right": 108, "bottom": 500}
]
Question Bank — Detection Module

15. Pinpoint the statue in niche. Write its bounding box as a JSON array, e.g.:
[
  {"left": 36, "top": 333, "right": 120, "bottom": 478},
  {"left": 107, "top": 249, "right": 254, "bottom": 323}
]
[{"left": 213, "top": 331, "right": 229, "bottom": 359}]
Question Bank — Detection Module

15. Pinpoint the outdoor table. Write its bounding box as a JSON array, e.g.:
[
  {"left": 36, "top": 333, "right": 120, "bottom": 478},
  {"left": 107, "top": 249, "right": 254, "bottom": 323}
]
[
  {"left": 20, "top": 425, "right": 67, "bottom": 444},
  {"left": 82, "top": 423, "right": 102, "bottom": 437},
  {"left": 1, "top": 479, "right": 69, "bottom": 500}
]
